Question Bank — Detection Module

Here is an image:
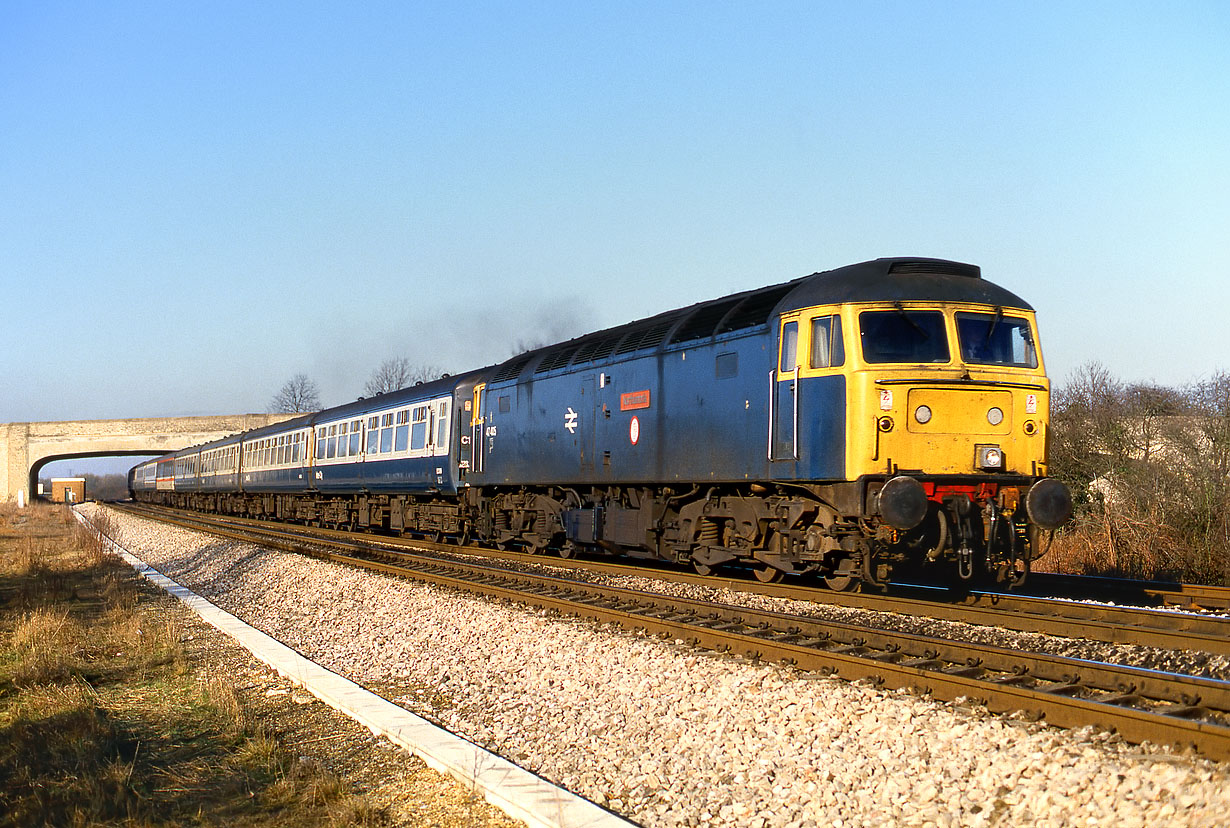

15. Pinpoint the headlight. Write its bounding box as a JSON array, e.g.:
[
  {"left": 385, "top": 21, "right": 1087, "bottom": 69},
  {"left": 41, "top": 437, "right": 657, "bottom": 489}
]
[
  {"left": 915, "top": 405, "right": 932, "bottom": 424},
  {"left": 987, "top": 407, "right": 1004, "bottom": 426},
  {"left": 977, "top": 445, "right": 1003, "bottom": 470}
]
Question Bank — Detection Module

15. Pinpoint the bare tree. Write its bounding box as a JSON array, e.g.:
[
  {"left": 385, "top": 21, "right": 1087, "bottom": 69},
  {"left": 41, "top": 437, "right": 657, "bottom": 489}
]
[
  {"left": 269, "top": 373, "right": 321, "bottom": 413},
  {"left": 363, "top": 358, "right": 443, "bottom": 397},
  {"left": 1190, "top": 371, "right": 1230, "bottom": 479}
]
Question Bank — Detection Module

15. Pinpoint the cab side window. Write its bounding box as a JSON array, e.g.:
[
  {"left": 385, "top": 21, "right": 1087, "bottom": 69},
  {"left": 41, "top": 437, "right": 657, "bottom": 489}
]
[
  {"left": 809, "top": 315, "right": 845, "bottom": 369},
  {"left": 779, "top": 321, "right": 798, "bottom": 372}
]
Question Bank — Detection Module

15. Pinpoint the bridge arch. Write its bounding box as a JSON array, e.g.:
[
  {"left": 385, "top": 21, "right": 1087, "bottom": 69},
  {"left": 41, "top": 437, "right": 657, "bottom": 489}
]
[{"left": 28, "top": 449, "right": 166, "bottom": 498}]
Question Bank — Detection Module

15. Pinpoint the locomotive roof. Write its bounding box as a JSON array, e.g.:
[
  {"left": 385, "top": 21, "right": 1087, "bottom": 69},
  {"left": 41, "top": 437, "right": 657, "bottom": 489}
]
[
  {"left": 490, "top": 257, "right": 1032, "bottom": 383},
  {"left": 779, "top": 257, "right": 1033, "bottom": 313}
]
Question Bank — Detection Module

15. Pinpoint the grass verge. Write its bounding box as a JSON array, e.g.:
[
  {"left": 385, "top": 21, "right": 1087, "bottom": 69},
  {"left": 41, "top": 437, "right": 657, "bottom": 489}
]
[{"left": 0, "top": 502, "right": 388, "bottom": 827}]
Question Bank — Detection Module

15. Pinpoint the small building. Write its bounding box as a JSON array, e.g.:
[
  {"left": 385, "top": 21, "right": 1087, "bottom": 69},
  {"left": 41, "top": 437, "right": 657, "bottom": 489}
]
[{"left": 50, "top": 477, "right": 86, "bottom": 504}]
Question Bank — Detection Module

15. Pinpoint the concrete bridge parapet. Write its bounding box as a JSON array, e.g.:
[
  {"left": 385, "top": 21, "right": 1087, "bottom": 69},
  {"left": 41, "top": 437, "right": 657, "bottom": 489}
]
[{"left": 1, "top": 413, "right": 301, "bottom": 503}]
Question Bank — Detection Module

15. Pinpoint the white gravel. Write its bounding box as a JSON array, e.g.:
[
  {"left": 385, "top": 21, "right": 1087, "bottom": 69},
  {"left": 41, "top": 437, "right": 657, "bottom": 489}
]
[{"left": 86, "top": 504, "right": 1230, "bottom": 828}]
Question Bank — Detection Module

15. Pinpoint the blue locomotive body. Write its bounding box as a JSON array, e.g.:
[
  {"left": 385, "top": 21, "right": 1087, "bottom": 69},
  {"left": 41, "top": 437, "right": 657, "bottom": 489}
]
[{"left": 132, "top": 258, "right": 1071, "bottom": 589}]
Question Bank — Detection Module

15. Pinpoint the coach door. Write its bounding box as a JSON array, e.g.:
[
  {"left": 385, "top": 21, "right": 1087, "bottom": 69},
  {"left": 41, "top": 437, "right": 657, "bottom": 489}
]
[{"left": 770, "top": 319, "right": 799, "bottom": 462}]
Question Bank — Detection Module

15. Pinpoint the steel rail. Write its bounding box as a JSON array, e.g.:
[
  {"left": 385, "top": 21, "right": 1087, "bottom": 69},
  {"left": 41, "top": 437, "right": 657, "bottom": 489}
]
[
  {"left": 1024, "top": 571, "right": 1230, "bottom": 612},
  {"left": 110, "top": 503, "right": 1230, "bottom": 761}
]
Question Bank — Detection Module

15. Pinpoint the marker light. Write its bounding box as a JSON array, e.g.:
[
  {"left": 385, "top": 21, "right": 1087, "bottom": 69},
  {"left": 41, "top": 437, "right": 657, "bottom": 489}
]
[
  {"left": 987, "top": 407, "right": 1004, "bottom": 426},
  {"left": 915, "top": 405, "right": 932, "bottom": 424}
]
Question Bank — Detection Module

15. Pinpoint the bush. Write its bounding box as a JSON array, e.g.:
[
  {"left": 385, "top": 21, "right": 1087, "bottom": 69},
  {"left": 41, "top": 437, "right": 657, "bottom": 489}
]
[{"left": 1046, "top": 363, "right": 1230, "bottom": 584}]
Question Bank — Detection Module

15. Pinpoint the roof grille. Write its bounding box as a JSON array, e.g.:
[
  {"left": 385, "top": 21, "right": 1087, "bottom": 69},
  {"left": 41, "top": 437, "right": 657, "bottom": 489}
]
[
  {"left": 668, "top": 297, "right": 743, "bottom": 345},
  {"left": 717, "top": 284, "right": 797, "bottom": 333},
  {"left": 614, "top": 319, "right": 676, "bottom": 356},
  {"left": 888, "top": 260, "right": 981, "bottom": 279},
  {"left": 491, "top": 353, "right": 534, "bottom": 383},
  {"left": 570, "top": 334, "right": 622, "bottom": 366},
  {"left": 535, "top": 345, "right": 580, "bottom": 374}
]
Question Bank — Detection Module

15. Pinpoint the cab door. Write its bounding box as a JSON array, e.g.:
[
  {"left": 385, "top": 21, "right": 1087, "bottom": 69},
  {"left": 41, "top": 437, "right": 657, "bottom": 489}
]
[
  {"left": 770, "top": 318, "right": 799, "bottom": 462},
  {"left": 470, "top": 383, "right": 487, "bottom": 474}
]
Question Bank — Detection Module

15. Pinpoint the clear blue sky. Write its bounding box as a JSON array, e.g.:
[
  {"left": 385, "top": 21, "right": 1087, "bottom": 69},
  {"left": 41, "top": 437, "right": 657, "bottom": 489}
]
[{"left": 4, "top": 1, "right": 1229, "bottom": 445}]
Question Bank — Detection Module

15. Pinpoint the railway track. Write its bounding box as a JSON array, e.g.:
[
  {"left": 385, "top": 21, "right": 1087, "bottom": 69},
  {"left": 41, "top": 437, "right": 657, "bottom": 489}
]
[
  {"left": 1024, "top": 571, "right": 1230, "bottom": 612},
  {"left": 109, "top": 502, "right": 1230, "bottom": 761},
  {"left": 120, "top": 502, "right": 1230, "bottom": 656}
]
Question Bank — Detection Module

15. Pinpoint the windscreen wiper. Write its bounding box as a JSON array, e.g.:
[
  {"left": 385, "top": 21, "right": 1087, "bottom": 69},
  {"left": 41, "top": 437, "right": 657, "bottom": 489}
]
[
  {"left": 893, "top": 302, "right": 929, "bottom": 339},
  {"left": 983, "top": 306, "right": 1004, "bottom": 345}
]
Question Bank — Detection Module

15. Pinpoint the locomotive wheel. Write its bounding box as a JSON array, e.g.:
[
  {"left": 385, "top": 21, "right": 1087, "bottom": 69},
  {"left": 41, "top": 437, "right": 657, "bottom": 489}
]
[
  {"left": 823, "top": 573, "right": 857, "bottom": 591},
  {"left": 692, "top": 561, "right": 715, "bottom": 577},
  {"left": 558, "top": 541, "right": 577, "bottom": 559},
  {"left": 822, "top": 555, "right": 861, "bottom": 592},
  {"left": 753, "top": 564, "right": 784, "bottom": 583}
]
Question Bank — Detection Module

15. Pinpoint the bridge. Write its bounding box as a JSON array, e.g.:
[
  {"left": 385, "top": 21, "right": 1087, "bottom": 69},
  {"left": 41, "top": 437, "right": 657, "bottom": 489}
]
[{"left": 1, "top": 414, "right": 300, "bottom": 503}]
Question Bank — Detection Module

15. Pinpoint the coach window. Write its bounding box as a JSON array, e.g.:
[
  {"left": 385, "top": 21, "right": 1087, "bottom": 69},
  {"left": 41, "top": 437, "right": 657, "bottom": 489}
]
[
  {"left": 394, "top": 410, "right": 410, "bottom": 452},
  {"left": 779, "top": 321, "right": 798, "bottom": 373},
  {"left": 411, "top": 406, "right": 429, "bottom": 451},
  {"left": 809, "top": 315, "right": 845, "bottom": 369},
  {"left": 316, "top": 428, "right": 328, "bottom": 460},
  {"left": 380, "top": 413, "right": 395, "bottom": 453},
  {"left": 366, "top": 417, "right": 379, "bottom": 454},
  {"left": 349, "top": 420, "right": 362, "bottom": 456},
  {"left": 435, "top": 400, "right": 451, "bottom": 451}
]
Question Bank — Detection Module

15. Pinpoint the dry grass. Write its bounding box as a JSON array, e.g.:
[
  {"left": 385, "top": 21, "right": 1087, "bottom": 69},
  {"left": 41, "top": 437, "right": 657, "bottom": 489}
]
[
  {"left": 1041, "top": 496, "right": 1230, "bottom": 584},
  {"left": 0, "top": 504, "right": 390, "bottom": 827}
]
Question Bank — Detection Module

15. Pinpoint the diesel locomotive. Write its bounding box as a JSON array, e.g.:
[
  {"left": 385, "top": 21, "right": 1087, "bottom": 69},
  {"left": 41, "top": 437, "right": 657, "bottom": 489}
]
[{"left": 130, "top": 258, "right": 1072, "bottom": 590}]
